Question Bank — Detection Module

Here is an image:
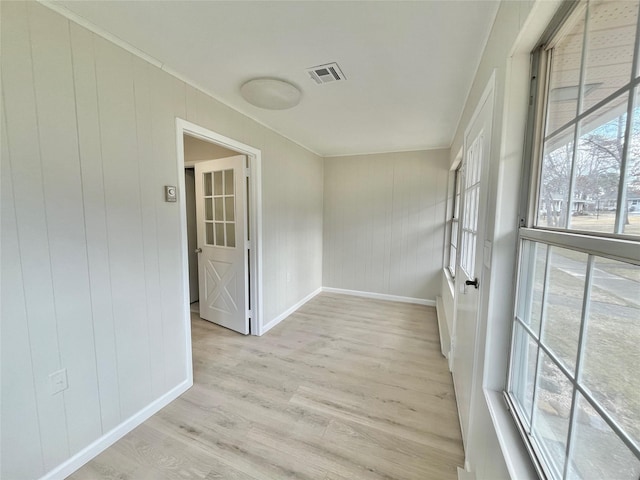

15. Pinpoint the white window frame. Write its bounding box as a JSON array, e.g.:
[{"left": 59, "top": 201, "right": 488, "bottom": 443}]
[
  {"left": 506, "top": 1, "right": 640, "bottom": 479},
  {"left": 448, "top": 165, "right": 462, "bottom": 278}
]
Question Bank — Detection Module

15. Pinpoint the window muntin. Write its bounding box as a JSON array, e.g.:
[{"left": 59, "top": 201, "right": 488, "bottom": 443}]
[{"left": 508, "top": 2, "right": 640, "bottom": 479}]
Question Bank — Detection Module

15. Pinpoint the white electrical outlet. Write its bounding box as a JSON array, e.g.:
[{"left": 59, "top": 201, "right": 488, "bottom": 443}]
[{"left": 49, "top": 368, "right": 68, "bottom": 395}]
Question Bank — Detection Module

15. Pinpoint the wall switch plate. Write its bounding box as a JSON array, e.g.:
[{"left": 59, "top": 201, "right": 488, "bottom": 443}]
[
  {"left": 49, "top": 368, "right": 68, "bottom": 395},
  {"left": 165, "top": 185, "right": 177, "bottom": 202}
]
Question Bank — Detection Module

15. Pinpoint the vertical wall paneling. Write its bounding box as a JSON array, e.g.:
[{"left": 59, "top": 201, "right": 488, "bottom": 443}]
[
  {"left": 94, "top": 35, "right": 153, "bottom": 417},
  {"left": 323, "top": 150, "right": 449, "bottom": 301},
  {"left": 1, "top": 1, "right": 70, "bottom": 469},
  {"left": 2, "top": 3, "right": 324, "bottom": 476},
  {"left": 132, "top": 59, "right": 165, "bottom": 398},
  {"left": 69, "top": 22, "right": 122, "bottom": 433},
  {"left": 150, "top": 68, "right": 188, "bottom": 388},
  {"left": 28, "top": 3, "right": 103, "bottom": 454},
  {"left": 1, "top": 100, "right": 45, "bottom": 480}
]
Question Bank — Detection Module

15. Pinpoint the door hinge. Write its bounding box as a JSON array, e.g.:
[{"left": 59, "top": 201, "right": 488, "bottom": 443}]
[{"left": 245, "top": 167, "right": 250, "bottom": 177}]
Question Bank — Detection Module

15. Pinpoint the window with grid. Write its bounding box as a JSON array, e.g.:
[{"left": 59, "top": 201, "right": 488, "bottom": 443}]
[
  {"left": 506, "top": 1, "right": 640, "bottom": 479},
  {"left": 448, "top": 167, "right": 462, "bottom": 277}
]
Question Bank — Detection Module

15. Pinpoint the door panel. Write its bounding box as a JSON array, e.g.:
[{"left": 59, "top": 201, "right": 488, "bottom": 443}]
[
  {"left": 195, "top": 155, "right": 248, "bottom": 334},
  {"left": 452, "top": 85, "right": 494, "bottom": 449}
]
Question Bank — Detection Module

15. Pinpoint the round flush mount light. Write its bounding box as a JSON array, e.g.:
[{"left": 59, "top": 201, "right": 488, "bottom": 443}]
[{"left": 240, "top": 78, "right": 301, "bottom": 110}]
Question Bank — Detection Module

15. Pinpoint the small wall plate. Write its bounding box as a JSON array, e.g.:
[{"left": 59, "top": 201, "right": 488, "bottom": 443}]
[{"left": 165, "top": 185, "right": 177, "bottom": 202}]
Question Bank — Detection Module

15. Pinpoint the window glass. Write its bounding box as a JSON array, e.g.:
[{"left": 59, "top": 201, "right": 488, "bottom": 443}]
[
  {"left": 540, "top": 247, "right": 587, "bottom": 373},
  {"left": 567, "top": 394, "right": 640, "bottom": 479},
  {"left": 538, "top": 126, "right": 575, "bottom": 228},
  {"left": 510, "top": 322, "right": 538, "bottom": 426},
  {"left": 582, "top": 0, "right": 639, "bottom": 114},
  {"left": 570, "top": 94, "right": 627, "bottom": 233},
  {"left": 532, "top": 351, "right": 573, "bottom": 477},
  {"left": 581, "top": 257, "right": 640, "bottom": 447}
]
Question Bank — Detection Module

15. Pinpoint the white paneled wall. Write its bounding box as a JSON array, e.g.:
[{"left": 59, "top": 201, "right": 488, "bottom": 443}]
[
  {"left": 323, "top": 150, "right": 449, "bottom": 301},
  {"left": 0, "top": 2, "right": 323, "bottom": 478}
]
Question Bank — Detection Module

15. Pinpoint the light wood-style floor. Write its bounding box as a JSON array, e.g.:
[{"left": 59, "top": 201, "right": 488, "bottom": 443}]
[{"left": 69, "top": 293, "right": 464, "bottom": 479}]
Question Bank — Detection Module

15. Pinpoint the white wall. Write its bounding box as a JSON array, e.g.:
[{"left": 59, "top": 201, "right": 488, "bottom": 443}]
[
  {"left": 0, "top": 2, "right": 323, "bottom": 479},
  {"left": 444, "top": 1, "right": 562, "bottom": 479},
  {"left": 323, "top": 150, "right": 449, "bottom": 302}
]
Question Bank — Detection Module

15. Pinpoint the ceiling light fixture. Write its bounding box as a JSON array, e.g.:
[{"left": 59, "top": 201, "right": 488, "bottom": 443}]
[{"left": 240, "top": 78, "right": 302, "bottom": 110}]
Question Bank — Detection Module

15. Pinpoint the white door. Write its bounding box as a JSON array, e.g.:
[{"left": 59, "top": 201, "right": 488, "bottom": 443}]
[
  {"left": 452, "top": 83, "right": 493, "bottom": 447},
  {"left": 194, "top": 155, "right": 249, "bottom": 334}
]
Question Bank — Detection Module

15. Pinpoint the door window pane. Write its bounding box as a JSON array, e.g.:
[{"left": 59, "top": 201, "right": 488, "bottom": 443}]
[
  {"left": 224, "top": 169, "right": 234, "bottom": 195},
  {"left": 567, "top": 393, "right": 640, "bottom": 480},
  {"left": 214, "top": 171, "right": 223, "bottom": 195},
  {"left": 226, "top": 223, "right": 236, "bottom": 248},
  {"left": 540, "top": 247, "right": 587, "bottom": 373},
  {"left": 204, "top": 172, "right": 212, "bottom": 196},
  {"left": 205, "top": 198, "right": 213, "bottom": 221},
  {"left": 581, "top": 257, "right": 640, "bottom": 446},
  {"left": 206, "top": 222, "right": 214, "bottom": 246},
  {"left": 225, "top": 197, "right": 235, "bottom": 221},
  {"left": 215, "top": 197, "right": 224, "bottom": 221},
  {"left": 215, "top": 223, "right": 224, "bottom": 246}
]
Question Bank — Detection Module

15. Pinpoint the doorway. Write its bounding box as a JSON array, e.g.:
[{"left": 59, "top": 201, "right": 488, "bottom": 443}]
[{"left": 176, "top": 119, "right": 263, "bottom": 336}]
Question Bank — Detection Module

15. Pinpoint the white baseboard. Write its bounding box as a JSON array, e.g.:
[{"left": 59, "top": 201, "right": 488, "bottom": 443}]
[
  {"left": 259, "top": 287, "right": 323, "bottom": 335},
  {"left": 435, "top": 295, "right": 451, "bottom": 359},
  {"left": 322, "top": 287, "right": 436, "bottom": 306},
  {"left": 40, "top": 378, "right": 192, "bottom": 480}
]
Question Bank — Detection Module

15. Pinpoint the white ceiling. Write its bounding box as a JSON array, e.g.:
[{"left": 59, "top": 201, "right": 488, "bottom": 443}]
[{"left": 53, "top": 1, "right": 500, "bottom": 156}]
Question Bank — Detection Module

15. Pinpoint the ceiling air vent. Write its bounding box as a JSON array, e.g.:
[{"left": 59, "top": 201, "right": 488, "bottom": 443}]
[{"left": 306, "top": 62, "right": 345, "bottom": 85}]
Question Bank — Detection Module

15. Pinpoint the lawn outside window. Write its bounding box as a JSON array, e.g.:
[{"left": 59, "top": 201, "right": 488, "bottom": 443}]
[{"left": 506, "top": 1, "right": 640, "bottom": 479}]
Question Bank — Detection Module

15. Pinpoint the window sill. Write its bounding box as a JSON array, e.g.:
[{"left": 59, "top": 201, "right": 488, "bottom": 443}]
[{"left": 484, "top": 389, "right": 539, "bottom": 480}]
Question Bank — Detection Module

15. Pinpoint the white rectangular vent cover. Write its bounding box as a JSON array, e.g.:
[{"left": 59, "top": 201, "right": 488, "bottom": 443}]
[{"left": 306, "top": 63, "right": 345, "bottom": 84}]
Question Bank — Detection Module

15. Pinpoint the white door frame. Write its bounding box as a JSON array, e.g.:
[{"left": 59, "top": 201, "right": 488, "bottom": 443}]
[{"left": 175, "top": 118, "right": 263, "bottom": 336}]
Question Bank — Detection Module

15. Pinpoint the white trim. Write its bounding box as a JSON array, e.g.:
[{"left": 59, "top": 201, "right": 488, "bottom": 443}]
[
  {"left": 175, "top": 131, "right": 194, "bottom": 384},
  {"left": 520, "top": 227, "right": 640, "bottom": 264},
  {"left": 484, "top": 390, "right": 538, "bottom": 480},
  {"left": 323, "top": 145, "right": 449, "bottom": 158},
  {"left": 38, "top": 0, "right": 323, "bottom": 158},
  {"left": 176, "top": 119, "right": 263, "bottom": 336},
  {"left": 435, "top": 295, "right": 450, "bottom": 359},
  {"left": 322, "top": 287, "right": 436, "bottom": 306},
  {"left": 260, "top": 287, "right": 323, "bottom": 335},
  {"left": 39, "top": 379, "right": 191, "bottom": 480}
]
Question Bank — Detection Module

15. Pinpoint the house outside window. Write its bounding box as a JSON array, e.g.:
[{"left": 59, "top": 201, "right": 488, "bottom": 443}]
[{"left": 506, "top": 1, "right": 640, "bottom": 479}]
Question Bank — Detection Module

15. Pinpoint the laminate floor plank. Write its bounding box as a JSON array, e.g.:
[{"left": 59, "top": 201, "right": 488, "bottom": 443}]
[{"left": 68, "top": 293, "right": 464, "bottom": 480}]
